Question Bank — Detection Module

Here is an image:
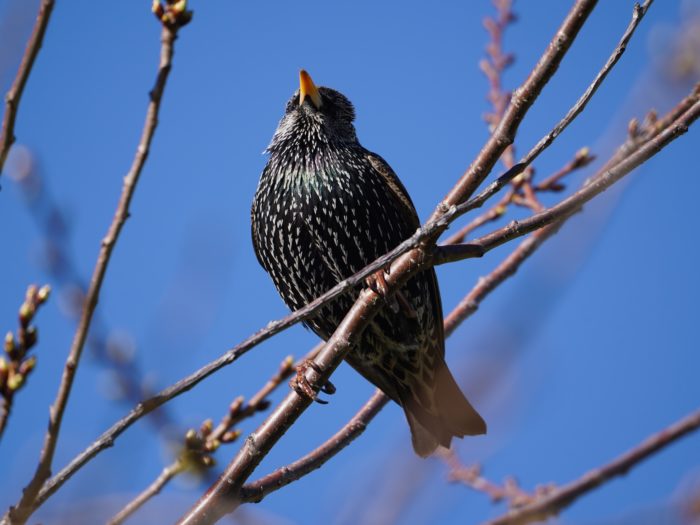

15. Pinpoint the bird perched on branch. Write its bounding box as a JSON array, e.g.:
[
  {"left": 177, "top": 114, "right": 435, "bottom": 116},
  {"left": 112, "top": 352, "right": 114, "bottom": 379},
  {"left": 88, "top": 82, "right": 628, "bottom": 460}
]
[{"left": 251, "top": 70, "right": 486, "bottom": 456}]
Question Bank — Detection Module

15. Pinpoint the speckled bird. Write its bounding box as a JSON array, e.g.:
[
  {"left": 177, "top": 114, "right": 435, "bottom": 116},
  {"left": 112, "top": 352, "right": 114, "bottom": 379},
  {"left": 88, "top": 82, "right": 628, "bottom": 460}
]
[{"left": 251, "top": 70, "right": 486, "bottom": 456}]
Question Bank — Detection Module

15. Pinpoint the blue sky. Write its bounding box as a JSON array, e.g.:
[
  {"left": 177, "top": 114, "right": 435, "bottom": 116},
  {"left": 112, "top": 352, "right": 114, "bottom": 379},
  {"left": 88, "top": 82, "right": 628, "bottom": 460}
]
[{"left": 1, "top": 1, "right": 699, "bottom": 524}]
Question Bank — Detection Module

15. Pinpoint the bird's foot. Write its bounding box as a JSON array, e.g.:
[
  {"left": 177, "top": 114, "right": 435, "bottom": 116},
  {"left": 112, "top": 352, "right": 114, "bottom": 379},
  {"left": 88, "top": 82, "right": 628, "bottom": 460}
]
[
  {"left": 365, "top": 269, "right": 418, "bottom": 319},
  {"left": 365, "top": 269, "right": 390, "bottom": 297},
  {"left": 290, "top": 359, "right": 336, "bottom": 404}
]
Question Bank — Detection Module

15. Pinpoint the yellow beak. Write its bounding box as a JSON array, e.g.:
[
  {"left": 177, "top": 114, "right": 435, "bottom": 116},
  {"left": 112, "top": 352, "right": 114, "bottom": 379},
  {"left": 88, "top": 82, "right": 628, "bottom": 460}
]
[{"left": 299, "top": 69, "right": 322, "bottom": 109}]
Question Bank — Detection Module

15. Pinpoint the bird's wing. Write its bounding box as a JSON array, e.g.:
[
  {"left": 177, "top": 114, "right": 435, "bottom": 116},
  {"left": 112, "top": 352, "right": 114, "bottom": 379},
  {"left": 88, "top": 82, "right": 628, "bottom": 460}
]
[
  {"left": 365, "top": 150, "right": 445, "bottom": 349},
  {"left": 365, "top": 152, "right": 421, "bottom": 230}
]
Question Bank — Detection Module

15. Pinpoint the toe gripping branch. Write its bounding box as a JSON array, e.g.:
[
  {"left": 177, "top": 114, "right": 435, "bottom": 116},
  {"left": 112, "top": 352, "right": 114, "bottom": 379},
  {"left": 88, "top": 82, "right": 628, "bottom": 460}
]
[{"left": 290, "top": 359, "right": 336, "bottom": 404}]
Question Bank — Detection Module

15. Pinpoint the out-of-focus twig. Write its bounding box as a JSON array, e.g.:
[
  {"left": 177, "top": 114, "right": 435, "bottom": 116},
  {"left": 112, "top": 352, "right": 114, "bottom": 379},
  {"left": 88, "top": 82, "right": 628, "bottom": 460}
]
[
  {"left": 440, "top": 449, "right": 548, "bottom": 508},
  {"left": 5, "top": 3, "right": 192, "bottom": 523},
  {"left": 535, "top": 147, "right": 596, "bottom": 192},
  {"left": 0, "top": 285, "right": 50, "bottom": 439},
  {"left": 107, "top": 353, "right": 300, "bottom": 525},
  {"left": 483, "top": 408, "right": 700, "bottom": 525},
  {"left": 9, "top": 148, "right": 177, "bottom": 433},
  {"left": 0, "top": 0, "right": 54, "bottom": 178}
]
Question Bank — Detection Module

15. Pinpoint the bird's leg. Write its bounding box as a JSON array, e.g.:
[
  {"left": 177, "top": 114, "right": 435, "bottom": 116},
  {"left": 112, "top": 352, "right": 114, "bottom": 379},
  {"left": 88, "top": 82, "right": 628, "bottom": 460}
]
[
  {"left": 365, "top": 267, "right": 418, "bottom": 319},
  {"left": 365, "top": 268, "right": 390, "bottom": 297},
  {"left": 290, "top": 359, "right": 336, "bottom": 404}
]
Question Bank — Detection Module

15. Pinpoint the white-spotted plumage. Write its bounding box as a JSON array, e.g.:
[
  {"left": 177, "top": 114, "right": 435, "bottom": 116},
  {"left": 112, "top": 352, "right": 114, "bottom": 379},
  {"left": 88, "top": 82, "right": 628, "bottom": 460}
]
[{"left": 251, "top": 76, "right": 486, "bottom": 456}]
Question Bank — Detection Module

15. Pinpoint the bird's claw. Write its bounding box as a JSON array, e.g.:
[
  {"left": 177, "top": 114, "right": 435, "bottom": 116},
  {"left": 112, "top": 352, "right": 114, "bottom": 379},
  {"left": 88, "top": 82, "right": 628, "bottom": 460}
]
[
  {"left": 290, "top": 359, "right": 336, "bottom": 404},
  {"left": 365, "top": 269, "right": 390, "bottom": 297},
  {"left": 365, "top": 269, "right": 417, "bottom": 318}
]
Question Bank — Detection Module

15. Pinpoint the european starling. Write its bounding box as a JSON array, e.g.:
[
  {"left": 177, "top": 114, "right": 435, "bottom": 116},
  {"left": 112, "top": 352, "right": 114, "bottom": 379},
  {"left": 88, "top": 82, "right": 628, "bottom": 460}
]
[{"left": 251, "top": 70, "right": 486, "bottom": 456}]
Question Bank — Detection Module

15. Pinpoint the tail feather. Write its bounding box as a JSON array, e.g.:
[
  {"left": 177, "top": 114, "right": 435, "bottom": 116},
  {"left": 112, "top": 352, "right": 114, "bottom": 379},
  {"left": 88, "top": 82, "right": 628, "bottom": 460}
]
[{"left": 403, "top": 358, "right": 486, "bottom": 457}]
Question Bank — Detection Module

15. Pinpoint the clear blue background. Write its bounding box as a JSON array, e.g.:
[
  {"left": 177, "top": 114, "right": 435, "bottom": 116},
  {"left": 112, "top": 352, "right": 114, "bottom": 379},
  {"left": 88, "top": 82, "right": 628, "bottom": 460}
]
[{"left": 1, "top": 1, "right": 699, "bottom": 524}]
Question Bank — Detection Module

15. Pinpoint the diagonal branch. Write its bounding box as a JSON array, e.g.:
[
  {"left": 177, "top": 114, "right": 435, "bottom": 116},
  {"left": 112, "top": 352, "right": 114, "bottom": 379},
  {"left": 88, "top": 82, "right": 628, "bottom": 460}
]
[
  {"left": 6, "top": 17, "right": 189, "bottom": 525},
  {"left": 0, "top": 0, "right": 55, "bottom": 178},
  {"left": 483, "top": 408, "right": 700, "bottom": 525}
]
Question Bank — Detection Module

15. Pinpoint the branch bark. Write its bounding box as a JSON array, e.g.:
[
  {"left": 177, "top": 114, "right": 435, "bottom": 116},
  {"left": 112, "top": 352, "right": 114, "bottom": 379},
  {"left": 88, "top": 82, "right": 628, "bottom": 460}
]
[
  {"left": 0, "top": 0, "right": 55, "bottom": 178},
  {"left": 483, "top": 408, "right": 700, "bottom": 525}
]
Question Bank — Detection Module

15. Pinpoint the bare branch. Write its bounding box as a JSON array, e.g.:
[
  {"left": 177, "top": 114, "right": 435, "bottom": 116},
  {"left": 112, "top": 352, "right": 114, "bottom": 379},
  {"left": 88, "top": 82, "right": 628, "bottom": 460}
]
[
  {"left": 240, "top": 391, "right": 389, "bottom": 504},
  {"left": 107, "top": 461, "right": 186, "bottom": 525},
  {"left": 535, "top": 147, "right": 595, "bottom": 192},
  {"left": 441, "top": 449, "right": 541, "bottom": 508},
  {"left": 0, "top": 0, "right": 55, "bottom": 178},
  {"left": 483, "top": 408, "right": 700, "bottom": 525},
  {"left": 106, "top": 351, "right": 306, "bottom": 525},
  {"left": 5, "top": 8, "right": 191, "bottom": 523}
]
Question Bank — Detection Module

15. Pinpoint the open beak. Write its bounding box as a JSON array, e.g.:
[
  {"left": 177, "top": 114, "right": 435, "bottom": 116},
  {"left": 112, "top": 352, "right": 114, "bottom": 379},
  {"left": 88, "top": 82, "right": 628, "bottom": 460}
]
[{"left": 299, "top": 70, "right": 322, "bottom": 109}]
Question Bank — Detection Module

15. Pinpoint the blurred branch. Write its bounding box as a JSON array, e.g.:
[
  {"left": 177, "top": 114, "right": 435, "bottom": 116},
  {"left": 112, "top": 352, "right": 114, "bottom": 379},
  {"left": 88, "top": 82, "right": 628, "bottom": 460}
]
[
  {"left": 0, "top": 0, "right": 54, "bottom": 178},
  {"left": 481, "top": 0, "right": 517, "bottom": 167},
  {"left": 107, "top": 354, "right": 298, "bottom": 525},
  {"left": 535, "top": 147, "right": 596, "bottom": 192},
  {"left": 0, "top": 285, "right": 50, "bottom": 440},
  {"left": 10, "top": 146, "right": 179, "bottom": 433},
  {"left": 5, "top": 3, "right": 192, "bottom": 523},
  {"left": 441, "top": 449, "right": 546, "bottom": 508},
  {"left": 437, "top": 0, "right": 599, "bottom": 213},
  {"left": 108, "top": 461, "right": 186, "bottom": 525},
  {"left": 483, "top": 408, "right": 700, "bottom": 525}
]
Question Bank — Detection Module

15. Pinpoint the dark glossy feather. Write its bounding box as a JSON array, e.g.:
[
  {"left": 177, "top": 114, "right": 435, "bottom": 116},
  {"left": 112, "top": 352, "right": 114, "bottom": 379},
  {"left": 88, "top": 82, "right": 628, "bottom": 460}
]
[{"left": 251, "top": 79, "right": 485, "bottom": 455}]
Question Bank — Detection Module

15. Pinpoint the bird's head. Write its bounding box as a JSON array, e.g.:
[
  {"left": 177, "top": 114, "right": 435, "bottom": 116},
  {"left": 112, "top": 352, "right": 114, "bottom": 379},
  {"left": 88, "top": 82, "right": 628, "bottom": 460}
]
[{"left": 267, "top": 70, "right": 358, "bottom": 153}]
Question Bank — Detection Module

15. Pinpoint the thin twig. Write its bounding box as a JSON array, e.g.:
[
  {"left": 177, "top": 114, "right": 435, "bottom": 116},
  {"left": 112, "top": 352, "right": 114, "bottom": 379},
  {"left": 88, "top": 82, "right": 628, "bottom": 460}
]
[
  {"left": 482, "top": 408, "right": 700, "bottom": 525},
  {"left": 106, "top": 352, "right": 305, "bottom": 525},
  {"left": 0, "top": 0, "right": 55, "bottom": 178},
  {"left": 443, "top": 145, "right": 593, "bottom": 246},
  {"left": 473, "top": 100, "right": 699, "bottom": 256},
  {"left": 535, "top": 147, "right": 596, "bottom": 192},
  {"left": 443, "top": 0, "right": 650, "bottom": 242},
  {"left": 6, "top": 19, "right": 187, "bottom": 525},
  {"left": 240, "top": 390, "right": 389, "bottom": 504},
  {"left": 441, "top": 449, "right": 540, "bottom": 508},
  {"left": 513, "top": 0, "right": 653, "bottom": 177},
  {"left": 107, "top": 460, "right": 186, "bottom": 525},
  {"left": 438, "top": 0, "right": 599, "bottom": 212}
]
